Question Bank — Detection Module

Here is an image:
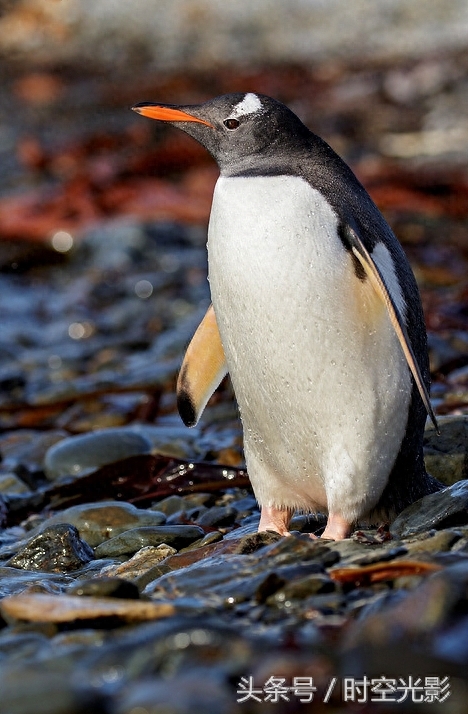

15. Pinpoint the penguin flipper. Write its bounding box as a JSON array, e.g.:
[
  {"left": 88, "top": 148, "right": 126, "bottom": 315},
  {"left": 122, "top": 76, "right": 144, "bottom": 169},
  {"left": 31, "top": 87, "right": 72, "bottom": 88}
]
[
  {"left": 177, "top": 305, "right": 228, "bottom": 427},
  {"left": 345, "top": 226, "right": 439, "bottom": 432}
]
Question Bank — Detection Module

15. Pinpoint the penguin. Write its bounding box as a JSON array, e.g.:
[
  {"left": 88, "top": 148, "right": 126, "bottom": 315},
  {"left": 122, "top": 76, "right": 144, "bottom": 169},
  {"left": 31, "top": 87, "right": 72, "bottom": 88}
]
[{"left": 132, "top": 93, "right": 441, "bottom": 540}]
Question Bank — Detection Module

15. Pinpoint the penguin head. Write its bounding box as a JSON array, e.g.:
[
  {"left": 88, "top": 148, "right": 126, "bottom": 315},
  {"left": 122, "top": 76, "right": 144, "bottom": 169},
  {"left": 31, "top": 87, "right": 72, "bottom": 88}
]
[{"left": 132, "top": 93, "right": 310, "bottom": 175}]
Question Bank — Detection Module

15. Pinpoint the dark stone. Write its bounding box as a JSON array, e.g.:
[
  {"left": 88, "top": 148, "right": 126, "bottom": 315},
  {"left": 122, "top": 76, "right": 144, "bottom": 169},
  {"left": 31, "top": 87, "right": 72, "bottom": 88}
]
[
  {"left": 196, "top": 505, "right": 238, "bottom": 528},
  {"left": 68, "top": 577, "right": 140, "bottom": 600},
  {"left": 391, "top": 480, "right": 468, "bottom": 539},
  {"left": 6, "top": 524, "right": 94, "bottom": 572},
  {"left": 94, "top": 525, "right": 205, "bottom": 558},
  {"left": 424, "top": 415, "right": 468, "bottom": 485}
]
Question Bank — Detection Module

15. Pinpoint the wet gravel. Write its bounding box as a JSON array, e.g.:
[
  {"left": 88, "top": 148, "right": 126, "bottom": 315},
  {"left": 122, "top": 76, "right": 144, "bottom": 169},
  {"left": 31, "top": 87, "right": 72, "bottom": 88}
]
[{"left": 0, "top": 212, "right": 466, "bottom": 712}]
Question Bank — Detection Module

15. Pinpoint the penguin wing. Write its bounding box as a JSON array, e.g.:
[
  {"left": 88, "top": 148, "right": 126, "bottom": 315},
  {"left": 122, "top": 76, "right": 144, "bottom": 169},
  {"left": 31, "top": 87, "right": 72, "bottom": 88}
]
[
  {"left": 345, "top": 225, "right": 438, "bottom": 431},
  {"left": 177, "top": 305, "right": 228, "bottom": 427}
]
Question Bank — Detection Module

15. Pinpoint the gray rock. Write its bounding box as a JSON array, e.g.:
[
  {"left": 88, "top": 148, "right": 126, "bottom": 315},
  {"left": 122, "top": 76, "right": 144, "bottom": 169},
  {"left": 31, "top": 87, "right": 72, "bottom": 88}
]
[
  {"left": 268, "top": 573, "right": 335, "bottom": 604},
  {"left": 94, "top": 526, "right": 205, "bottom": 558},
  {"left": 195, "top": 506, "right": 238, "bottom": 528},
  {"left": 68, "top": 577, "right": 140, "bottom": 599},
  {"left": 424, "top": 415, "right": 468, "bottom": 485},
  {"left": 44, "top": 428, "right": 152, "bottom": 480},
  {"left": 0, "top": 472, "right": 30, "bottom": 495},
  {"left": 7, "top": 524, "right": 94, "bottom": 573},
  {"left": 391, "top": 480, "right": 468, "bottom": 539},
  {"left": 151, "top": 495, "right": 186, "bottom": 516}
]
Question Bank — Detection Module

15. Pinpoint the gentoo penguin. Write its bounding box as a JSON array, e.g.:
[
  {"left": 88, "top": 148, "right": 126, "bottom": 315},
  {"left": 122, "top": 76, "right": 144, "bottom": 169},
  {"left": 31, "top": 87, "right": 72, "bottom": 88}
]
[{"left": 133, "top": 93, "right": 441, "bottom": 540}]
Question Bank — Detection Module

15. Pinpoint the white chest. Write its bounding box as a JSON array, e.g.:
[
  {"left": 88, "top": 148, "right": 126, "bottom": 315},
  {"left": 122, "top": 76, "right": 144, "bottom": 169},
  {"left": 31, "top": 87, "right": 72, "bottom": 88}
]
[{"left": 207, "top": 174, "right": 410, "bottom": 517}]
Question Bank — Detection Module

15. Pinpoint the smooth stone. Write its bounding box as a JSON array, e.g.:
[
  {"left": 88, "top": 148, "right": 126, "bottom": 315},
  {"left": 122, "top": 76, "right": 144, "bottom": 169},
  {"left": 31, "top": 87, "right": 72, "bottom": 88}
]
[
  {"left": 43, "top": 501, "right": 166, "bottom": 546},
  {"left": 179, "top": 532, "right": 223, "bottom": 552},
  {"left": 289, "top": 513, "right": 328, "bottom": 534},
  {"left": 151, "top": 495, "right": 186, "bottom": 515},
  {"left": 0, "top": 472, "right": 30, "bottom": 495},
  {"left": 94, "top": 525, "right": 205, "bottom": 558},
  {"left": 98, "top": 545, "right": 177, "bottom": 581},
  {"left": 0, "top": 592, "right": 174, "bottom": 625},
  {"left": 424, "top": 415, "right": 468, "bottom": 485},
  {"left": 391, "top": 480, "right": 468, "bottom": 539},
  {"left": 196, "top": 505, "right": 238, "bottom": 528},
  {"left": 44, "top": 428, "right": 152, "bottom": 479},
  {"left": 6, "top": 524, "right": 94, "bottom": 573},
  {"left": 268, "top": 573, "right": 335, "bottom": 605},
  {"left": 166, "top": 506, "right": 209, "bottom": 524},
  {"left": 129, "top": 424, "right": 201, "bottom": 459},
  {"left": 67, "top": 577, "right": 140, "bottom": 599}
]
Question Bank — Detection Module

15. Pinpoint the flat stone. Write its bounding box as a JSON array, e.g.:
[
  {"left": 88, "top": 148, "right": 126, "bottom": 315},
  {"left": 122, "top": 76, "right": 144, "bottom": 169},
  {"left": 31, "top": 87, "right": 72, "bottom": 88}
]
[
  {"left": 0, "top": 592, "right": 174, "bottom": 624},
  {"left": 44, "top": 428, "right": 152, "bottom": 480},
  {"left": 98, "top": 545, "right": 177, "bottom": 580},
  {"left": 391, "top": 480, "right": 468, "bottom": 539},
  {"left": 6, "top": 524, "right": 94, "bottom": 573},
  {"left": 94, "top": 525, "right": 205, "bottom": 558}
]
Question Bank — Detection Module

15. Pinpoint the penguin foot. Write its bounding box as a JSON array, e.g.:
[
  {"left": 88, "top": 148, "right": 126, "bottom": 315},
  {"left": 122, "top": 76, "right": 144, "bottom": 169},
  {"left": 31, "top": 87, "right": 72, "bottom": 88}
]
[
  {"left": 258, "top": 505, "right": 293, "bottom": 536},
  {"left": 321, "top": 512, "right": 352, "bottom": 541}
]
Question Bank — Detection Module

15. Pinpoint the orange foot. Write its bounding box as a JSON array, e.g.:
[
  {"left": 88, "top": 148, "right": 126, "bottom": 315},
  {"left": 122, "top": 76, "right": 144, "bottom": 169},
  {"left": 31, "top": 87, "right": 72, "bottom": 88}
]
[
  {"left": 321, "top": 512, "right": 352, "bottom": 540},
  {"left": 258, "top": 505, "right": 293, "bottom": 536}
]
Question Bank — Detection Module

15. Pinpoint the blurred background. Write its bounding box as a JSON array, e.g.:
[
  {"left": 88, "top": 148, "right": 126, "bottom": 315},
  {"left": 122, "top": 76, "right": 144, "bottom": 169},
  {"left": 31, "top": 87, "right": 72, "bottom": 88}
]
[{"left": 0, "top": 0, "right": 466, "bottom": 446}]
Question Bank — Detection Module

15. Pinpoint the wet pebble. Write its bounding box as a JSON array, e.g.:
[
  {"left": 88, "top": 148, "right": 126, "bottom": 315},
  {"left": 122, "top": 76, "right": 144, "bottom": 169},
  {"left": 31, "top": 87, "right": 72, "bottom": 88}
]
[
  {"left": 98, "top": 544, "right": 177, "bottom": 581},
  {"left": 68, "top": 577, "right": 140, "bottom": 600},
  {"left": 94, "top": 525, "right": 205, "bottom": 558},
  {"left": 267, "top": 573, "right": 336, "bottom": 605},
  {"left": 42, "top": 501, "right": 166, "bottom": 547},
  {"left": 6, "top": 524, "right": 94, "bottom": 573},
  {"left": 391, "top": 480, "right": 468, "bottom": 539},
  {"left": 144, "top": 535, "right": 338, "bottom": 606},
  {"left": 44, "top": 428, "right": 152, "bottom": 480},
  {"left": 195, "top": 505, "right": 239, "bottom": 528},
  {"left": 0, "top": 472, "right": 30, "bottom": 495}
]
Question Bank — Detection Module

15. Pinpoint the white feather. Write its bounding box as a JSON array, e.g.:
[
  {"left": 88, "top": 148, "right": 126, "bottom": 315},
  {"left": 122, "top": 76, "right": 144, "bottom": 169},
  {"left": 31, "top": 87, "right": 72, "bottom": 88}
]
[
  {"left": 230, "top": 93, "right": 263, "bottom": 119},
  {"left": 208, "top": 174, "right": 411, "bottom": 522},
  {"left": 371, "top": 242, "right": 407, "bottom": 319}
]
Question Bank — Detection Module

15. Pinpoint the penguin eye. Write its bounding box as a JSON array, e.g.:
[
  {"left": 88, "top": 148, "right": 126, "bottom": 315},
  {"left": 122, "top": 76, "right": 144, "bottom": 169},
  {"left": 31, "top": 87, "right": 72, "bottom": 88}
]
[{"left": 223, "top": 118, "right": 240, "bottom": 130}]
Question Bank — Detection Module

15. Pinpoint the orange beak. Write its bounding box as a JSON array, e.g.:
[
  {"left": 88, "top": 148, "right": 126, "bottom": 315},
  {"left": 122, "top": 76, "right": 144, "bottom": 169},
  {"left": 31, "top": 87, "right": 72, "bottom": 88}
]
[{"left": 132, "top": 104, "right": 213, "bottom": 128}]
